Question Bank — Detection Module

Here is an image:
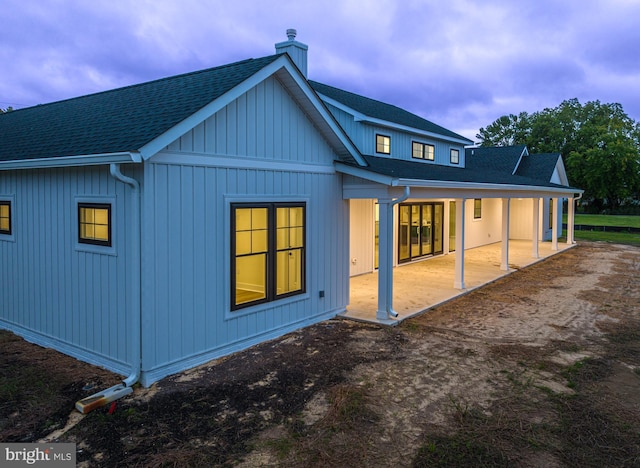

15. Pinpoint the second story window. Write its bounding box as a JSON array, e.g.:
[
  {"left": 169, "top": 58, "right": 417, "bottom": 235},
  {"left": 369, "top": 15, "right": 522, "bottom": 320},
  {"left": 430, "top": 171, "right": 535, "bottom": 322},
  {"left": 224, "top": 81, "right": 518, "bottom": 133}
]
[
  {"left": 376, "top": 134, "right": 390, "bottom": 154},
  {"left": 412, "top": 142, "right": 435, "bottom": 161},
  {"left": 450, "top": 148, "right": 460, "bottom": 164}
]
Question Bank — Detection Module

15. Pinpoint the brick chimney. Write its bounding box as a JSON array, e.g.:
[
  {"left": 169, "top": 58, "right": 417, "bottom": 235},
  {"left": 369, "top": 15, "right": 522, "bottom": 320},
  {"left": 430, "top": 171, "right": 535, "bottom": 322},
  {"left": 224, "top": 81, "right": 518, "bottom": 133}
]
[{"left": 275, "top": 29, "right": 308, "bottom": 77}]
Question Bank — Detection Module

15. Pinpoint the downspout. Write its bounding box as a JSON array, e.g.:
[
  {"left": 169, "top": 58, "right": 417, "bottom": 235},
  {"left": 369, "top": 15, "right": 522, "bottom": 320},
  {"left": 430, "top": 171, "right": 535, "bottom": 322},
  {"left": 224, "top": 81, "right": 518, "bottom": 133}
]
[
  {"left": 385, "top": 186, "right": 410, "bottom": 318},
  {"left": 75, "top": 163, "right": 141, "bottom": 413},
  {"left": 109, "top": 163, "right": 142, "bottom": 387}
]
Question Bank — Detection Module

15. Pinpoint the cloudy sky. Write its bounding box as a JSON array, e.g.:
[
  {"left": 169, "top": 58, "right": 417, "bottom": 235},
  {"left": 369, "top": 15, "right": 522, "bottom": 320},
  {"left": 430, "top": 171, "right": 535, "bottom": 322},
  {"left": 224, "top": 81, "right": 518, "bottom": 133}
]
[{"left": 2, "top": 0, "right": 638, "bottom": 141}]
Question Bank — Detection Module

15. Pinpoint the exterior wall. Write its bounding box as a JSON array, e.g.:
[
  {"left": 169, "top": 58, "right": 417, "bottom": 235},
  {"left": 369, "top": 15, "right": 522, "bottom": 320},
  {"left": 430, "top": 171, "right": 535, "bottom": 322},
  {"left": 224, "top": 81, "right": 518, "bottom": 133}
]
[
  {"left": 510, "top": 198, "right": 534, "bottom": 240},
  {"left": 139, "top": 76, "right": 350, "bottom": 385},
  {"left": 349, "top": 199, "right": 375, "bottom": 276},
  {"left": 322, "top": 103, "right": 466, "bottom": 167},
  {"left": 0, "top": 165, "right": 135, "bottom": 376},
  {"left": 464, "top": 198, "right": 502, "bottom": 249}
]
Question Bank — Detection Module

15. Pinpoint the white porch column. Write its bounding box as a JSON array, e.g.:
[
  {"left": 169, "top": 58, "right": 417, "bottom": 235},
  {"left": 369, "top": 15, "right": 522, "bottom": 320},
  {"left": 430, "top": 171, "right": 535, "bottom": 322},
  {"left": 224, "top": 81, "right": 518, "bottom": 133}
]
[
  {"left": 454, "top": 198, "right": 466, "bottom": 289},
  {"left": 376, "top": 187, "right": 410, "bottom": 321},
  {"left": 376, "top": 198, "right": 394, "bottom": 320},
  {"left": 567, "top": 197, "right": 575, "bottom": 244},
  {"left": 552, "top": 197, "right": 559, "bottom": 251},
  {"left": 501, "top": 198, "right": 510, "bottom": 271},
  {"left": 532, "top": 198, "right": 540, "bottom": 258},
  {"left": 443, "top": 201, "right": 450, "bottom": 254}
]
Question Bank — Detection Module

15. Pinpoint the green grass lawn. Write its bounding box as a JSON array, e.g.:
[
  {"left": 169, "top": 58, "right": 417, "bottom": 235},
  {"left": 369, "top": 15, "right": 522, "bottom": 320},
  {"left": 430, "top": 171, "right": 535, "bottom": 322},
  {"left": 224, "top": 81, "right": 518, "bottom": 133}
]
[
  {"left": 562, "top": 213, "right": 640, "bottom": 245},
  {"left": 563, "top": 213, "right": 640, "bottom": 228}
]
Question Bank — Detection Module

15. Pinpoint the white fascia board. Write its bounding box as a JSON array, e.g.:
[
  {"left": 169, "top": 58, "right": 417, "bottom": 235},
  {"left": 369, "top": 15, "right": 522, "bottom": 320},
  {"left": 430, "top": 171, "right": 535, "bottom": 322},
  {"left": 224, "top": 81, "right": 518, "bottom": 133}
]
[
  {"left": 335, "top": 161, "right": 396, "bottom": 185},
  {"left": 0, "top": 151, "right": 141, "bottom": 170},
  {"left": 138, "top": 56, "right": 291, "bottom": 160},
  {"left": 396, "top": 177, "right": 582, "bottom": 196},
  {"left": 278, "top": 66, "right": 366, "bottom": 166},
  {"left": 511, "top": 146, "right": 529, "bottom": 175},
  {"left": 554, "top": 156, "right": 570, "bottom": 186},
  {"left": 317, "top": 93, "right": 471, "bottom": 146},
  {"left": 361, "top": 118, "right": 472, "bottom": 145}
]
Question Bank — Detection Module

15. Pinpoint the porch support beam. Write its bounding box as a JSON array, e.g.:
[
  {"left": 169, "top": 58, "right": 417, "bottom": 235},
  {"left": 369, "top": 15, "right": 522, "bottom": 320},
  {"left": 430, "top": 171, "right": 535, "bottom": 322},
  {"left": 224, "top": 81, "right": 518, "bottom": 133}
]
[
  {"left": 501, "top": 198, "right": 510, "bottom": 271},
  {"left": 532, "top": 197, "right": 540, "bottom": 258},
  {"left": 552, "top": 197, "right": 559, "bottom": 251},
  {"left": 567, "top": 197, "right": 575, "bottom": 244},
  {"left": 454, "top": 198, "right": 466, "bottom": 289},
  {"left": 376, "top": 187, "right": 410, "bottom": 321}
]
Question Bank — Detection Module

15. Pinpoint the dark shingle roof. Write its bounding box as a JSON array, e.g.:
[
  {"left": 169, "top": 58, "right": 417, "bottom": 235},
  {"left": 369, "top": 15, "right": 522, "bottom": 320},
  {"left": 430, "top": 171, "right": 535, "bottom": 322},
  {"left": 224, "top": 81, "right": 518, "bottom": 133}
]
[
  {"left": 346, "top": 154, "right": 573, "bottom": 189},
  {"left": 515, "top": 153, "right": 561, "bottom": 181},
  {"left": 309, "top": 81, "right": 472, "bottom": 143},
  {"left": 465, "top": 145, "right": 527, "bottom": 174},
  {"left": 0, "top": 55, "right": 282, "bottom": 161}
]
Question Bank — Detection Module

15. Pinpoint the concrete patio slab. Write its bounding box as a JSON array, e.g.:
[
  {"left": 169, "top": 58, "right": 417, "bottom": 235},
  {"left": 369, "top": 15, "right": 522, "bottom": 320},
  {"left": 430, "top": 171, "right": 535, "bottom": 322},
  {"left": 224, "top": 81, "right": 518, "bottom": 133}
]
[{"left": 342, "top": 240, "right": 575, "bottom": 324}]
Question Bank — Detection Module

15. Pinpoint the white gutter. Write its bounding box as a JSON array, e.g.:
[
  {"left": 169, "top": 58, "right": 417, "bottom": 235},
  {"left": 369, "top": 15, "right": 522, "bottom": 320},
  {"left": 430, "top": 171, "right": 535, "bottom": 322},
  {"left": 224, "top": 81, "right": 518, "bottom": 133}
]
[
  {"left": 75, "top": 163, "right": 142, "bottom": 413},
  {"left": 0, "top": 151, "right": 141, "bottom": 170}
]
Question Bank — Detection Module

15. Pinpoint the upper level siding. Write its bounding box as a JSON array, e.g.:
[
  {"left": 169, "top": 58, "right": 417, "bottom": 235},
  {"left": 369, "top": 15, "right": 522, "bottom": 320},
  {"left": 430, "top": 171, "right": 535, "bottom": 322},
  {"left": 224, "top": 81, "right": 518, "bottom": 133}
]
[
  {"left": 322, "top": 103, "right": 466, "bottom": 168},
  {"left": 166, "top": 76, "right": 335, "bottom": 165}
]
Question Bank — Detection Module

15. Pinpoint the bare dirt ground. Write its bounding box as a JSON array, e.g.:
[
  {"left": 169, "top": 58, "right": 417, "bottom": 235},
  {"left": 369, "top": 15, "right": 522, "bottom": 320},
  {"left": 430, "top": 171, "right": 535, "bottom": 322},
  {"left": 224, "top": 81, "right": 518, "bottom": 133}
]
[{"left": 1, "top": 241, "right": 639, "bottom": 466}]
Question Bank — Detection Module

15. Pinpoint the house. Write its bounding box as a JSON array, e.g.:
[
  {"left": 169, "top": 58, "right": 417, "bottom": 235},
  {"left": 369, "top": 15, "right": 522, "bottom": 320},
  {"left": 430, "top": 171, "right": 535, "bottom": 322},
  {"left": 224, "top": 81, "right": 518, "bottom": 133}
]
[{"left": 0, "top": 30, "right": 582, "bottom": 388}]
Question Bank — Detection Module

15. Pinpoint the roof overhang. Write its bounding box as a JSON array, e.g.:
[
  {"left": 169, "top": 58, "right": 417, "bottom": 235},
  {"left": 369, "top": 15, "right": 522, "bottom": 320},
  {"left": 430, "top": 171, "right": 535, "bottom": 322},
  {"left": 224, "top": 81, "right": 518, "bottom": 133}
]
[
  {"left": 317, "top": 93, "right": 473, "bottom": 146},
  {"left": 0, "top": 151, "right": 142, "bottom": 170},
  {"left": 336, "top": 161, "right": 583, "bottom": 199}
]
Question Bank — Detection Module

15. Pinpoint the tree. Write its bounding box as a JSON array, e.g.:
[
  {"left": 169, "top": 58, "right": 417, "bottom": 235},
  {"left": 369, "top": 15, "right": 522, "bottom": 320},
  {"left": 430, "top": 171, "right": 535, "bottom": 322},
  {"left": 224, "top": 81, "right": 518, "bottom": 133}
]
[
  {"left": 477, "top": 99, "right": 640, "bottom": 212},
  {"left": 476, "top": 112, "right": 531, "bottom": 147}
]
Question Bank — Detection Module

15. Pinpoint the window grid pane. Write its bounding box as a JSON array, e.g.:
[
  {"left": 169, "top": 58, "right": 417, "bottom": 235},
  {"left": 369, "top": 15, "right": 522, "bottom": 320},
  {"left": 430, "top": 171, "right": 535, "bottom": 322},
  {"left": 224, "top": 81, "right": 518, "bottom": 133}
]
[
  {"left": 425, "top": 144, "right": 434, "bottom": 160},
  {"left": 450, "top": 148, "right": 460, "bottom": 164},
  {"left": 376, "top": 135, "right": 390, "bottom": 154},
  {"left": 474, "top": 199, "right": 482, "bottom": 219},
  {"left": 232, "top": 203, "right": 305, "bottom": 310},
  {"left": 78, "top": 204, "right": 111, "bottom": 246},
  {"left": 0, "top": 202, "right": 10, "bottom": 234},
  {"left": 412, "top": 142, "right": 423, "bottom": 159}
]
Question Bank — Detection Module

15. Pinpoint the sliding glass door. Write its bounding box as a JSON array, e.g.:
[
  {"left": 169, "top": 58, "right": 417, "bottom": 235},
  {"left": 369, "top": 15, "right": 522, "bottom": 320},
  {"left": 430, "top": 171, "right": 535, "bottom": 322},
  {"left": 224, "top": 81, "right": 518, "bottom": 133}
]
[{"left": 398, "top": 202, "right": 443, "bottom": 263}]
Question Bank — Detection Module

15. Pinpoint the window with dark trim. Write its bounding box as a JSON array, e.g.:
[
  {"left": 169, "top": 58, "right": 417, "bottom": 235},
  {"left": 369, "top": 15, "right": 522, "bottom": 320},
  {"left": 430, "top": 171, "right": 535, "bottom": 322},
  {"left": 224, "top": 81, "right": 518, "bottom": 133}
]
[
  {"left": 78, "top": 203, "right": 112, "bottom": 247},
  {"left": 473, "top": 199, "right": 482, "bottom": 219},
  {"left": 0, "top": 201, "right": 11, "bottom": 235},
  {"left": 412, "top": 142, "right": 435, "bottom": 161},
  {"left": 231, "top": 202, "right": 306, "bottom": 310},
  {"left": 450, "top": 148, "right": 460, "bottom": 164},
  {"left": 376, "top": 134, "right": 391, "bottom": 154}
]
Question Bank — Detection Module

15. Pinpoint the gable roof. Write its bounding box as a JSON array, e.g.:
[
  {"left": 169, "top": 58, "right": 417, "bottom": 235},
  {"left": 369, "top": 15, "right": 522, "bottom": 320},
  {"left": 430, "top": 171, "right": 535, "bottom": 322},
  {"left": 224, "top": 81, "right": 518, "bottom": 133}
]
[
  {"left": 309, "top": 81, "right": 473, "bottom": 144},
  {"left": 515, "top": 153, "right": 562, "bottom": 182},
  {"left": 465, "top": 145, "right": 528, "bottom": 175},
  {"left": 0, "top": 55, "right": 283, "bottom": 163}
]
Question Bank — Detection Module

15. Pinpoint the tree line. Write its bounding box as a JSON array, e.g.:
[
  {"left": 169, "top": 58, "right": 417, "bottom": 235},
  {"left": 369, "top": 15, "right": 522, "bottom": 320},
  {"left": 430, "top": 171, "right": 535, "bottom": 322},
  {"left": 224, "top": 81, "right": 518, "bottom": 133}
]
[{"left": 476, "top": 99, "right": 640, "bottom": 214}]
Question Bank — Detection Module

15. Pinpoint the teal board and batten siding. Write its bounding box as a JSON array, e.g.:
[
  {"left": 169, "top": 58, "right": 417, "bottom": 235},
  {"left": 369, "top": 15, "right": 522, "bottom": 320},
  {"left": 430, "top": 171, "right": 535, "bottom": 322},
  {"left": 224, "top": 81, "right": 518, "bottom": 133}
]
[
  {"left": 322, "top": 102, "right": 466, "bottom": 167},
  {"left": 0, "top": 166, "right": 135, "bottom": 375},
  {"left": 139, "top": 75, "right": 350, "bottom": 385}
]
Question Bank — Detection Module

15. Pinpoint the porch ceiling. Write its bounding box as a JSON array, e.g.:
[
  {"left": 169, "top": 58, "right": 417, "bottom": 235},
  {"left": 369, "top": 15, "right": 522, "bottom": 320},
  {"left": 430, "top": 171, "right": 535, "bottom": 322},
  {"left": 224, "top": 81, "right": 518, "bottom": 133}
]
[{"left": 344, "top": 240, "right": 575, "bottom": 324}]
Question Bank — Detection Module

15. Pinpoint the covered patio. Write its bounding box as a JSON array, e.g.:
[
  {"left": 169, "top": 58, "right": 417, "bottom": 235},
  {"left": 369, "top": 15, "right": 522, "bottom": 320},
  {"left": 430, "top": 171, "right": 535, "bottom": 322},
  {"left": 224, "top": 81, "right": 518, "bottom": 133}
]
[{"left": 344, "top": 240, "right": 575, "bottom": 324}]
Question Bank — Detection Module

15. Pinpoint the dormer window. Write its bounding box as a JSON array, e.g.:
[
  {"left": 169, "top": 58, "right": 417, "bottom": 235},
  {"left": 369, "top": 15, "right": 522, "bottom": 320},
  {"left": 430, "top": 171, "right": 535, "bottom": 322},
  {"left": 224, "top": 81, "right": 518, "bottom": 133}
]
[
  {"left": 376, "top": 134, "right": 390, "bottom": 154},
  {"left": 412, "top": 142, "right": 435, "bottom": 161},
  {"left": 450, "top": 148, "right": 460, "bottom": 164}
]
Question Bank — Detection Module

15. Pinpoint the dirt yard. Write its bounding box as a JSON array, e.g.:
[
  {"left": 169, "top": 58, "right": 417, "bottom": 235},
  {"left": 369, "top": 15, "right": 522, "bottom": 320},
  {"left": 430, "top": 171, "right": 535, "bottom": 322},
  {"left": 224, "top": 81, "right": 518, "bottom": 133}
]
[{"left": 1, "top": 241, "right": 639, "bottom": 466}]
